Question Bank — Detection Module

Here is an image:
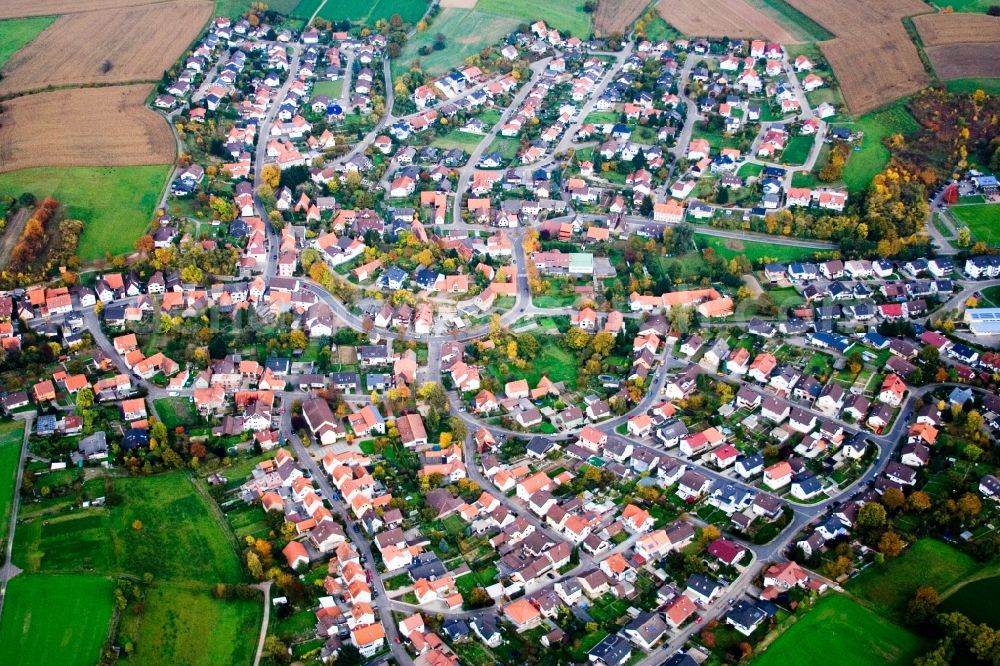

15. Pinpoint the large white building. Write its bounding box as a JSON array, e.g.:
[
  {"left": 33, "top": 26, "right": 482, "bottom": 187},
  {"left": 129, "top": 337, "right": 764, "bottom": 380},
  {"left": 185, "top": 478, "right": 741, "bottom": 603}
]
[{"left": 965, "top": 308, "right": 1000, "bottom": 336}]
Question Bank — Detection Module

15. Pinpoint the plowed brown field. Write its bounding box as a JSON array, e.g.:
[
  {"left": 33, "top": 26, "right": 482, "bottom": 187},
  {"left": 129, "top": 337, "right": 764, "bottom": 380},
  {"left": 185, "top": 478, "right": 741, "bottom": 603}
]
[
  {"left": 914, "top": 13, "right": 1000, "bottom": 46},
  {"left": 926, "top": 43, "right": 1000, "bottom": 80},
  {"left": 0, "top": 0, "right": 212, "bottom": 95},
  {"left": 0, "top": 0, "right": 181, "bottom": 19},
  {"left": 0, "top": 85, "right": 176, "bottom": 172},
  {"left": 657, "top": 0, "right": 796, "bottom": 42},
  {"left": 595, "top": 0, "right": 647, "bottom": 35},
  {"left": 784, "top": 0, "right": 931, "bottom": 114}
]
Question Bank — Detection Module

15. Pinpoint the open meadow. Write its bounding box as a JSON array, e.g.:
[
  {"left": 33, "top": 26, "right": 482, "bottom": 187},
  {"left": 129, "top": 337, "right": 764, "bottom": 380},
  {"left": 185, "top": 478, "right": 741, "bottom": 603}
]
[
  {"left": 0, "top": 420, "right": 24, "bottom": 547},
  {"left": 4, "top": 471, "right": 259, "bottom": 666},
  {"left": 939, "top": 571, "right": 1000, "bottom": 627},
  {"left": 13, "top": 472, "right": 243, "bottom": 582},
  {"left": 847, "top": 538, "right": 979, "bottom": 620},
  {"left": 697, "top": 236, "right": 816, "bottom": 263},
  {"left": 476, "top": 0, "right": 592, "bottom": 38},
  {"left": 0, "top": 0, "right": 213, "bottom": 95},
  {"left": 658, "top": 0, "right": 796, "bottom": 42},
  {"left": 120, "top": 586, "right": 262, "bottom": 666},
  {"left": 396, "top": 8, "right": 519, "bottom": 77},
  {"left": 0, "top": 17, "right": 56, "bottom": 68},
  {"left": 0, "top": 165, "right": 171, "bottom": 260},
  {"left": 0, "top": 85, "right": 176, "bottom": 172},
  {"left": 318, "top": 0, "right": 428, "bottom": 25},
  {"left": 754, "top": 593, "right": 926, "bottom": 666},
  {"left": 835, "top": 100, "right": 919, "bottom": 194},
  {"left": 0, "top": 574, "right": 115, "bottom": 666}
]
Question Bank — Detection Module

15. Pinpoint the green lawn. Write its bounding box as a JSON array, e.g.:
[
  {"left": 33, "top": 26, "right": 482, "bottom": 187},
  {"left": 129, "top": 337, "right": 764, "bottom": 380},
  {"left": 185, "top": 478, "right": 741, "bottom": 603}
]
[
  {"left": 738, "top": 163, "right": 764, "bottom": 179},
  {"left": 585, "top": 111, "right": 620, "bottom": 125},
  {"left": 394, "top": 8, "right": 518, "bottom": 77},
  {"left": 291, "top": 0, "right": 324, "bottom": 19},
  {"left": 0, "top": 165, "right": 172, "bottom": 261},
  {"left": 475, "top": 0, "right": 592, "bottom": 37},
  {"left": 979, "top": 285, "right": 1000, "bottom": 308},
  {"left": 487, "top": 135, "right": 522, "bottom": 163},
  {"left": 0, "top": 574, "right": 114, "bottom": 666},
  {"left": 0, "top": 420, "right": 24, "bottom": 547},
  {"left": 497, "top": 339, "right": 578, "bottom": 387},
  {"left": 122, "top": 585, "right": 262, "bottom": 666},
  {"left": 216, "top": 0, "right": 298, "bottom": 17},
  {"left": 754, "top": 594, "right": 926, "bottom": 666},
  {"left": 318, "top": 0, "right": 427, "bottom": 24},
  {"left": 780, "top": 135, "right": 815, "bottom": 166},
  {"left": 153, "top": 397, "right": 199, "bottom": 430},
  {"left": 432, "top": 129, "right": 485, "bottom": 152},
  {"left": 940, "top": 573, "right": 1000, "bottom": 627},
  {"left": 0, "top": 16, "right": 56, "bottom": 68},
  {"left": 944, "top": 78, "right": 1000, "bottom": 95},
  {"left": 312, "top": 79, "right": 343, "bottom": 99},
  {"left": 951, "top": 203, "right": 1000, "bottom": 245},
  {"left": 696, "top": 235, "right": 815, "bottom": 264},
  {"left": 837, "top": 102, "right": 920, "bottom": 195},
  {"left": 14, "top": 472, "right": 243, "bottom": 583},
  {"left": 847, "top": 538, "right": 979, "bottom": 621}
]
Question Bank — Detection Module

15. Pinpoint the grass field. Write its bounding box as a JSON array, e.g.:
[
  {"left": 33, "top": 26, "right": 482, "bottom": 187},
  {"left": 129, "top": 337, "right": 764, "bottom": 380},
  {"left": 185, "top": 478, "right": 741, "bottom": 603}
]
[
  {"left": 153, "top": 397, "right": 200, "bottom": 430},
  {"left": 0, "top": 574, "right": 114, "bottom": 666},
  {"left": 487, "top": 135, "right": 522, "bottom": 163},
  {"left": 476, "top": 0, "right": 591, "bottom": 37},
  {"left": 755, "top": 594, "right": 926, "bottom": 666},
  {"left": 847, "top": 538, "right": 979, "bottom": 620},
  {"left": 0, "top": 165, "right": 171, "bottom": 261},
  {"left": 837, "top": 101, "right": 920, "bottom": 195},
  {"left": 697, "top": 235, "right": 815, "bottom": 264},
  {"left": 951, "top": 203, "right": 1000, "bottom": 245},
  {"left": 290, "top": 0, "right": 323, "bottom": 19},
  {"left": 432, "top": 129, "right": 485, "bottom": 152},
  {"left": 395, "top": 8, "right": 518, "bottom": 77},
  {"left": 0, "top": 16, "right": 55, "bottom": 68},
  {"left": 944, "top": 78, "right": 1000, "bottom": 95},
  {"left": 748, "top": 0, "right": 834, "bottom": 41},
  {"left": 312, "top": 79, "right": 343, "bottom": 99},
  {"left": 933, "top": 0, "right": 1000, "bottom": 10},
  {"left": 940, "top": 571, "right": 1000, "bottom": 627},
  {"left": 0, "top": 420, "right": 24, "bottom": 548},
  {"left": 14, "top": 472, "right": 243, "bottom": 583},
  {"left": 123, "top": 586, "right": 261, "bottom": 666},
  {"left": 495, "top": 339, "right": 578, "bottom": 387},
  {"left": 217, "top": 0, "right": 298, "bottom": 16},
  {"left": 780, "top": 134, "right": 815, "bottom": 165},
  {"left": 318, "top": 0, "right": 426, "bottom": 26}
]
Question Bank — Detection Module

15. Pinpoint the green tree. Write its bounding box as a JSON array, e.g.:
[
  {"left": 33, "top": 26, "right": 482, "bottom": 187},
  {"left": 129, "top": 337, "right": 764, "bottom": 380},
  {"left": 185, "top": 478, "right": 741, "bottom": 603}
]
[{"left": 857, "top": 502, "right": 887, "bottom": 530}]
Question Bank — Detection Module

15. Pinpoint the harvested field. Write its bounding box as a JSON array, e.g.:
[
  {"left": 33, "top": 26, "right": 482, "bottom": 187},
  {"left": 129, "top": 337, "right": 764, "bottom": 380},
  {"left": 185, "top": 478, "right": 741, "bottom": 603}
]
[
  {"left": 657, "top": 0, "right": 797, "bottom": 42},
  {"left": 0, "top": 0, "right": 213, "bottom": 96},
  {"left": 781, "top": 0, "right": 932, "bottom": 114},
  {"left": 0, "top": 0, "right": 178, "bottom": 19},
  {"left": 820, "top": 34, "right": 929, "bottom": 114},
  {"left": 440, "top": 0, "right": 476, "bottom": 7},
  {"left": 594, "top": 0, "right": 647, "bottom": 35},
  {"left": 0, "top": 85, "right": 175, "bottom": 171},
  {"left": 913, "top": 13, "right": 1000, "bottom": 45},
  {"left": 926, "top": 43, "right": 1000, "bottom": 80}
]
